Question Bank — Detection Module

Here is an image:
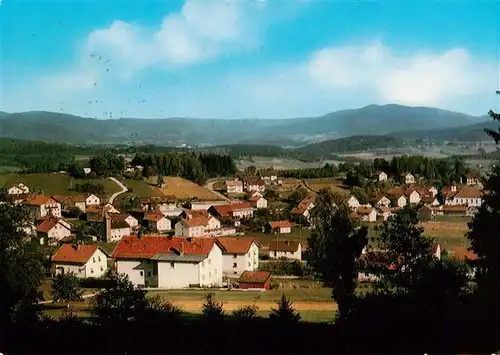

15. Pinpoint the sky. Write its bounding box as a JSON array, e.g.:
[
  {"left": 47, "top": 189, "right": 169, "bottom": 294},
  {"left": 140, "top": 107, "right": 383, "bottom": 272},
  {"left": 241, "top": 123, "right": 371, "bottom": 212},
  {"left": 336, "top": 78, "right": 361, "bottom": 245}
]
[{"left": 0, "top": 0, "right": 499, "bottom": 119}]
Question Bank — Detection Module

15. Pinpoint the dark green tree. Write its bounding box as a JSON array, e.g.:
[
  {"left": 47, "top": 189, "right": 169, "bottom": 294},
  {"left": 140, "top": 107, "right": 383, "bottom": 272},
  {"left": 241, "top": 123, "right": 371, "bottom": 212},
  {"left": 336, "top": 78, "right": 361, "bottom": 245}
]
[
  {"left": 52, "top": 272, "right": 83, "bottom": 303},
  {"left": 0, "top": 203, "right": 45, "bottom": 330},
  {"left": 307, "top": 188, "right": 368, "bottom": 323},
  {"left": 157, "top": 174, "right": 165, "bottom": 187},
  {"left": 269, "top": 294, "right": 300, "bottom": 324},
  {"left": 485, "top": 90, "right": 500, "bottom": 143},
  {"left": 201, "top": 292, "right": 224, "bottom": 323}
]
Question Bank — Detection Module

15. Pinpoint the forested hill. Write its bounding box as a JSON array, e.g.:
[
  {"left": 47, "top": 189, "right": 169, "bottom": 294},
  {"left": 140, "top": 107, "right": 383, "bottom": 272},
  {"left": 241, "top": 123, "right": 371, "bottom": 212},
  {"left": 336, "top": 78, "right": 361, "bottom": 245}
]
[{"left": 0, "top": 104, "right": 484, "bottom": 146}]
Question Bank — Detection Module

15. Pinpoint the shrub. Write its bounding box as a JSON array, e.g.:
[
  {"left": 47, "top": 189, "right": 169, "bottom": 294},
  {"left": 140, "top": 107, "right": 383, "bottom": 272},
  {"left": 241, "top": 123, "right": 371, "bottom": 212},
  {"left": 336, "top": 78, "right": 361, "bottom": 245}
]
[
  {"left": 52, "top": 273, "right": 83, "bottom": 303},
  {"left": 201, "top": 292, "right": 224, "bottom": 323},
  {"left": 269, "top": 294, "right": 301, "bottom": 324},
  {"left": 232, "top": 304, "right": 259, "bottom": 321}
]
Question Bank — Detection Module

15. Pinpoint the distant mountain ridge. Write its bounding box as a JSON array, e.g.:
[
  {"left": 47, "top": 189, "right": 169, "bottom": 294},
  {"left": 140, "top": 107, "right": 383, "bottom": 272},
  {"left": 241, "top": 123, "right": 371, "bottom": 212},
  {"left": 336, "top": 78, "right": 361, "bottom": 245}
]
[{"left": 0, "top": 105, "right": 487, "bottom": 145}]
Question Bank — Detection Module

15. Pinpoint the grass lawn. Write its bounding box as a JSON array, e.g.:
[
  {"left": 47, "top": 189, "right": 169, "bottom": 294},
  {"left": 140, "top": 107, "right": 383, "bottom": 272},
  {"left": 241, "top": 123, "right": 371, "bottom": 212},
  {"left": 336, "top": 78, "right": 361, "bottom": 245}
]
[
  {"left": 0, "top": 173, "right": 121, "bottom": 199},
  {"left": 246, "top": 227, "right": 311, "bottom": 249},
  {"left": 122, "top": 179, "right": 163, "bottom": 197},
  {"left": 434, "top": 215, "right": 472, "bottom": 223},
  {"left": 304, "top": 178, "right": 349, "bottom": 195}
]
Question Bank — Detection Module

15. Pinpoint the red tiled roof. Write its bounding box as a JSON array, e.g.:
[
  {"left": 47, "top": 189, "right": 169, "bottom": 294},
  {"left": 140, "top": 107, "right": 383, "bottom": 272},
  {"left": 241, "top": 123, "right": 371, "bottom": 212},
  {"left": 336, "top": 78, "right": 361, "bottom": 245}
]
[
  {"left": 52, "top": 195, "right": 69, "bottom": 203},
  {"left": 292, "top": 198, "right": 314, "bottom": 215},
  {"left": 181, "top": 216, "right": 209, "bottom": 227},
  {"left": 216, "top": 237, "right": 257, "bottom": 254},
  {"left": 111, "top": 220, "right": 130, "bottom": 229},
  {"left": 269, "top": 240, "right": 300, "bottom": 252},
  {"left": 210, "top": 202, "right": 253, "bottom": 217},
  {"left": 268, "top": 220, "right": 292, "bottom": 229},
  {"left": 52, "top": 244, "right": 99, "bottom": 264},
  {"left": 454, "top": 188, "right": 483, "bottom": 198},
  {"left": 182, "top": 209, "right": 209, "bottom": 217},
  {"left": 22, "top": 195, "right": 58, "bottom": 206},
  {"left": 238, "top": 271, "right": 271, "bottom": 284},
  {"left": 37, "top": 219, "right": 59, "bottom": 233},
  {"left": 387, "top": 187, "right": 405, "bottom": 197},
  {"left": 144, "top": 211, "right": 165, "bottom": 222},
  {"left": 356, "top": 206, "right": 374, "bottom": 215},
  {"left": 110, "top": 213, "right": 132, "bottom": 222},
  {"left": 112, "top": 235, "right": 215, "bottom": 259},
  {"left": 420, "top": 196, "right": 437, "bottom": 204}
]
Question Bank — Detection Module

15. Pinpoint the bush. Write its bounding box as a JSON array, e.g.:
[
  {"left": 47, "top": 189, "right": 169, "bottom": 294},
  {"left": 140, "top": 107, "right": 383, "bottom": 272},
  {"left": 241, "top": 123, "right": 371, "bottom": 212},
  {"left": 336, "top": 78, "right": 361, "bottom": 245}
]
[
  {"left": 232, "top": 304, "right": 259, "bottom": 321},
  {"left": 201, "top": 292, "right": 224, "bottom": 323},
  {"left": 259, "top": 259, "right": 306, "bottom": 276},
  {"left": 269, "top": 294, "right": 300, "bottom": 324},
  {"left": 52, "top": 273, "right": 83, "bottom": 303}
]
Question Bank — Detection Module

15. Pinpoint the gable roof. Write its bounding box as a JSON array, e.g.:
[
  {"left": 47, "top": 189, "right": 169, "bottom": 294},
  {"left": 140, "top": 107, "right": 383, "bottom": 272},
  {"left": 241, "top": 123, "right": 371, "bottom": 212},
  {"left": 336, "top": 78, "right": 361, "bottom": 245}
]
[
  {"left": 52, "top": 195, "right": 70, "bottom": 204},
  {"left": 22, "top": 195, "right": 57, "bottom": 206},
  {"left": 144, "top": 211, "right": 166, "bottom": 222},
  {"left": 387, "top": 187, "right": 406, "bottom": 197},
  {"left": 37, "top": 219, "right": 63, "bottom": 233},
  {"left": 238, "top": 271, "right": 271, "bottom": 284},
  {"left": 111, "top": 220, "right": 130, "bottom": 229},
  {"left": 268, "top": 220, "right": 292, "bottom": 229},
  {"left": 453, "top": 187, "right": 483, "bottom": 198},
  {"left": 226, "top": 180, "right": 243, "bottom": 187},
  {"left": 269, "top": 240, "right": 300, "bottom": 252},
  {"left": 356, "top": 206, "right": 374, "bottom": 215},
  {"left": 292, "top": 198, "right": 315, "bottom": 215},
  {"left": 210, "top": 202, "right": 253, "bottom": 217},
  {"left": 180, "top": 216, "right": 210, "bottom": 227},
  {"left": 52, "top": 244, "right": 100, "bottom": 264},
  {"left": 216, "top": 237, "right": 257, "bottom": 255},
  {"left": 110, "top": 213, "right": 134, "bottom": 222},
  {"left": 112, "top": 235, "right": 216, "bottom": 259}
]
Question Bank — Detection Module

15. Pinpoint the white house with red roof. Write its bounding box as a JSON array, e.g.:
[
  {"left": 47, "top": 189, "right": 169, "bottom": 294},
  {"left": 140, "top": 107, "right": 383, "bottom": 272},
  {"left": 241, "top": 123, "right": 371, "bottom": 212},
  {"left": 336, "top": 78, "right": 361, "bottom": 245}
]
[
  {"left": 267, "top": 220, "right": 292, "bottom": 234},
  {"left": 174, "top": 216, "right": 221, "bottom": 237},
  {"left": 208, "top": 202, "right": 254, "bottom": 219},
  {"left": 110, "top": 213, "right": 139, "bottom": 229},
  {"left": 37, "top": 218, "right": 72, "bottom": 245},
  {"left": 52, "top": 244, "right": 108, "bottom": 278},
  {"left": 8, "top": 182, "right": 30, "bottom": 195},
  {"left": 216, "top": 237, "right": 260, "bottom": 276},
  {"left": 144, "top": 211, "right": 171, "bottom": 232},
  {"left": 250, "top": 196, "right": 267, "bottom": 209},
  {"left": 112, "top": 235, "right": 223, "bottom": 288},
  {"left": 269, "top": 240, "right": 302, "bottom": 260},
  {"left": 22, "top": 195, "right": 62, "bottom": 219},
  {"left": 291, "top": 198, "right": 315, "bottom": 221}
]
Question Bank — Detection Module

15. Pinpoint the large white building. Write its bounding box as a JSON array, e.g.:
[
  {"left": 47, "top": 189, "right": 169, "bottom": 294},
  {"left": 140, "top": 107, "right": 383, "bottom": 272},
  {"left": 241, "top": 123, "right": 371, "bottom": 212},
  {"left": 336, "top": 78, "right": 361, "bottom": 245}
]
[
  {"left": 174, "top": 216, "right": 221, "bottom": 237},
  {"left": 112, "top": 235, "right": 223, "bottom": 289},
  {"left": 22, "top": 195, "right": 62, "bottom": 219},
  {"left": 216, "top": 237, "right": 260, "bottom": 277},
  {"left": 52, "top": 244, "right": 108, "bottom": 278}
]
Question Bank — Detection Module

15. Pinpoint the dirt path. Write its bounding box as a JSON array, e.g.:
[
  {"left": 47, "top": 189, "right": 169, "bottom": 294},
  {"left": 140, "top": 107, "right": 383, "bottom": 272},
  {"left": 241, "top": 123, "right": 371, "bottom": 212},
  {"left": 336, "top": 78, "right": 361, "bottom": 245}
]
[
  {"left": 108, "top": 177, "right": 128, "bottom": 204},
  {"left": 205, "top": 180, "right": 230, "bottom": 202},
  {"left": 171, "top": 300, "right": 337, "bottom": 312}
]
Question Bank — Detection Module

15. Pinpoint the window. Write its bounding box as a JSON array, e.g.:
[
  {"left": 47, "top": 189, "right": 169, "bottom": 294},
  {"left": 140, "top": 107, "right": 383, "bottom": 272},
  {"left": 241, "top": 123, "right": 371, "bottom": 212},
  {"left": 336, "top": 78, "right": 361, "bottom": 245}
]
[
  {"left": 148, "top": 271, "right": 152, "bottom": 277},
  {"left": 234, "top": 271, "right": 237, "bottom": 275},
  {"left": 140, "top": 271, "right": 144, "bottom": 276},
  {"left": 100, "top": 266, "right": 104, "bottom": 271},
  {"left": 93, "top": 257, "right": 95, "bottom": 263},
  {"left": 233, "top": 254, "right": 237, "bottom": 259},
  {"left": 233, "top": 263, "right": 237, "bottom": 268},
  {"left": 91, "top": 268, "right": 94, "bottom": 274},
  {"left": 98, "top": 256, "right": 101, "bottom": 262},
  {"left": 170, "top": 262, "right": 175, "bottom": 268},
  {"left": 248, "top": 262, "right": 251, "bottom": 267}
]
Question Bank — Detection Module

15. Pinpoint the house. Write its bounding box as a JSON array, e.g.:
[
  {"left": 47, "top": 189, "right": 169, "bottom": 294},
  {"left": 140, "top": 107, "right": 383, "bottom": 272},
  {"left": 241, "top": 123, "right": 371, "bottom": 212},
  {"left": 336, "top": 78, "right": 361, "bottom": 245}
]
[
  {"left": 110, "top": 213, "right": 139, "bottom": 229},
  {"left": 22, "top": 195, "right": 62, "bottom": 219},
  {"left": 180, "top": 209, "right": 210, "bottom": 220},
  {"left": 86, "top": 204, "right": 120, "bottom": 222},
  {"left": 387, "top": 188, "right": 408, "bottom": 208},
  {"left": 238, "top": 271, "right": 271, "bottom": 290},
  {"left": 37, "top": 218, "right": 72, "bottom": 245},
  {"left": 249, "top": 190, "right": 264, "bottom": 199},
  {"left": 266, "top": 220, "right": 292, "bottom": 234},
  {"left": 174, "top": 216, "right": 221, "bottom": 237},
  {"left": 250, "top": 196, "right": 268, "bottom": 209},
  {"left": 465, "top": 172, "right": 481, "bottom": 186},
  {"left": 216, "top": 237, "right": 260, "bottom": 276},
  {"left": 144, "top": 211, "right": 171, "bottom": 232},
  {"left": 8, "top": 183, "right": 30, "bottom": 195},
  {"left": 351, "top": 206, "right": 377, "bottom": 222},
  {"left": 83, "top": 193, "right": 101, "bottom": 206},
  {"left": 420, "top": 196, "right": 440, "bottom": 206},
  {"left": 269, "top": 240, "right": 302, "bottom": 260},
  {"left": 432, "top": 244, "right": 441, "bottom": 259},
  {"left": 376, "top": 206, "right": 393, "bottom": 221},
  {"left": 225, "top": 180, "right": 244, "bottom": 194},
  {"left": 347, "top": 195, "right": 360, "bottom": 210},
  {"left": 102, "top": 213, "right": 130, "bottom": 242},
  {"left": 428, "top": 186, "right": 439, "bottom": 197},
  {"left": 405, "top": 188, "right": 421, "bottom": 204},
  {"left": 443, "top": 185, "right": 483, "bottom": 207},
  {"left": 374, "top": 171, "right": 388, "bottom": 182},
  {"left": 402, "top": 173, "right": 415, "bottom": 185},
  {"left": 260, "top": 171, "right": 278, "bottom": 183},
  {"left": 52, "top": 244, "right": 108, "bottom": 278},
  {"left": 83, "top": 168, "right": 91, "bottom": 175},
  {"left": 112, "top": 235, "right": 223, "bottom": 288},
  {"left": 189, "top": 200, "right": 229, "bottom": 211},
  {"left": 371, "top": 195, "right": 391, "bottom": 208},
  {"left": 291, "top": 198, "right": 316, "bottom": 221},
  {"left": 208, "top": 202, "right": 254, "bottom": 219},
  {"left": 243, "top": 177, "right": 266, "bottom": 193},
  {"left": 140, "top": 196, "right": 177, "bottom": 212}
]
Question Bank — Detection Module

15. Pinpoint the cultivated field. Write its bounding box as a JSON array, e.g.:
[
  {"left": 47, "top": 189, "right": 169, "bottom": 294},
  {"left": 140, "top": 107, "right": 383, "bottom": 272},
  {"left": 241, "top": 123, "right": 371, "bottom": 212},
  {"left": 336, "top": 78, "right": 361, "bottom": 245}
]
[
  {"left": 151, "top": 176, "right": 221, "bottom": 200},
  {"left": 305, "top": 178, "right": 348, "bottom": 195},
  {"left": 122, "top": 179, "right": 164, "bottom": 197},
  {"left": 420, "top": 220, "right": 469, "bottom": 248},
  {"left": 0, "top": 173, "right": 121, "bottom": 198},
  {"left": 236, "top": 157, "right": 344, "bottom": 170}
]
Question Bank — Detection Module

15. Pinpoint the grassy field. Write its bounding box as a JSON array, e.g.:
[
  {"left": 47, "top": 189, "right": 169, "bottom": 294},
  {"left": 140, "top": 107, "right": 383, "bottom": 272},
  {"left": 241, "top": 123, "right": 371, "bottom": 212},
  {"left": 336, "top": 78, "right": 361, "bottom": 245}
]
[
  {"left": 0, "top": 173, "right": 121, "bottom": 199},
  {"left": 149, "top": 176, "right": 221, "bottom": 200},
  {"left": 247, "top": 228, "right": 311, "bottom": 252},
  {"left": 122, "top": 179, "right": 164, "bottom": 197},
  {"left": 305, "top": 178, "right": 349, "bottom": 195}
]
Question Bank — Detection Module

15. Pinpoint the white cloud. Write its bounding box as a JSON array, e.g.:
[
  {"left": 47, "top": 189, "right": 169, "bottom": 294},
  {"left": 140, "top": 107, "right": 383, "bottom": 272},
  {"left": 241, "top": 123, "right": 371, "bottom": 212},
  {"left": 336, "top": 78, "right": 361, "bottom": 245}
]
[{"left": 84, "top": 0, "right": 265, "bottom": 74}]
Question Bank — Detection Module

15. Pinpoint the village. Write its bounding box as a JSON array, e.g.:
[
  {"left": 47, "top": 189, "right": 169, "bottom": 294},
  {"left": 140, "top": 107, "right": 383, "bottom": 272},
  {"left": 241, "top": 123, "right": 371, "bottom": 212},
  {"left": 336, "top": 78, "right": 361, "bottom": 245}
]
[{"left": 1, "top": 163, "right": 484, "bottom": 299}]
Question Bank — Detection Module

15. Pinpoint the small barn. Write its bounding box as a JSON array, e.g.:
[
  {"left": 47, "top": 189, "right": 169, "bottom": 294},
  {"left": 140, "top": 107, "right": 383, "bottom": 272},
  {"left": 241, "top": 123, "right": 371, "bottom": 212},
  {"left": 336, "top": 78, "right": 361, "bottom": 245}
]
[{"left": 238, "top": 271, "right": 272, "bottom": 291}]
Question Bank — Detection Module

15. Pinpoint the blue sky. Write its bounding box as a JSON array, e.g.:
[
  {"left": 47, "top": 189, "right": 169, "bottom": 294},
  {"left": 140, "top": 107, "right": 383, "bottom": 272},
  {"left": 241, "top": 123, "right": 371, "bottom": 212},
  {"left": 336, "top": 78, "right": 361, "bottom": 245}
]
[{"left": 1, "top": 0, "right": 499, "bottom": 119}]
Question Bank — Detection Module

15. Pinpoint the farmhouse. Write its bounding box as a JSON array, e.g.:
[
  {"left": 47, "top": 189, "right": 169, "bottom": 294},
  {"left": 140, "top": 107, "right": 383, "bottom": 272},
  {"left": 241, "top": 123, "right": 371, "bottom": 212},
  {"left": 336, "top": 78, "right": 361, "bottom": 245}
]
[
  {"left": 347, "top": 195, "right": 360, "bottom": 209},
  {"left": 376, "top": 206, "right": 393, "bottom": 221},
  {"left": 22, "top": 195, "right": 62, "bottom": 219},
  {"left": 112, "top": 235, "right": 223, "bottom": 288},
  {"left": 102, "top": 214, "right": 131, "bottom": 242},
  {"left": 405, "top": 188, "right": 421, "bottom": 204},
  {"left": 225, "top": 180, "right": 244, "bottom": 194},
  {"left": 86, "top": 204, "right": 120, "bottom": 222},
  {"left": 374, "top": 171, "right": 388, "bottom": 182},
  {"left": 208, "top": 202, "right": 254, "bottom": 219},
  {"left": 370, "top": 195, "right": 391, "bottom": 208},
  {"left": 269, "top": 240, "right": 302, "bottom": 260},
  {"left": 260, "top": 171, "right": 278, "bottom": 183},
  {"left": 238, "top": 271, "right": 271, "bottom": 290},
  {"left": 443, "top": 185, "right": 483, "bottom": 207},
  {"left": 465, "top": 172, "right": 481, "bottom": 186},
  {"left": 174, "top": 216, "right": 221, "bottom": 237},
  {"left": 140, "top": 196, "right": 177, "bottom": 212},
  {"left": 216, "top": 237, "right": 260, "bottom": 276},
  {"left": 291, "top": 198, "right": 315, "bottom": 221},
  {"left": 36, "top": 218, "right": 72, "bottom": 245},
  {"left": 402, "top": 173, "right": 415, "bottom": 185},
  {"left": 266, "top": 220, "right": 292, "bottom": 234},
  {"left": 144, "top": 211, "right": 171, "bottom": 232},
  {"left": 8, "top": 183, "right": 30, "bottom": 195},
  {"left": 351, "top": 206, "right": 377, "bottom": 222},
  {"left": 189, "top": 200, "right": 228, "bottom": 211},
  {"left": 110, "top": 213, "right": 139, "bottom": 229},
  {"left": 52, "top": 244, "right": 108, "bottom": 278},
  {"left": 387, "top": 188, "right": 407, "bottom": 208},
  {"left": 250, "top": 196, "right": 268, "bottom": 209},
  {"left": 242, "top": 177, "right": 266, "bottom": 193}
]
